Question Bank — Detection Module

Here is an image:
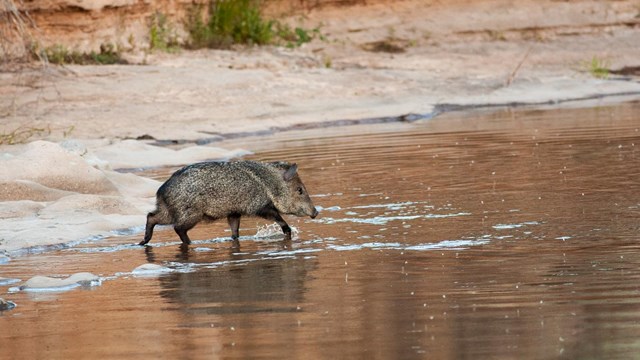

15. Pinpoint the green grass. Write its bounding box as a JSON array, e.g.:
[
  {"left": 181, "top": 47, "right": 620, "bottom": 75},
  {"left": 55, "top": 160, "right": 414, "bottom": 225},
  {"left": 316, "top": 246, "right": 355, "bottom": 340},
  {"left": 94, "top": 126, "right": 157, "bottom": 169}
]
[
  {"left": 323, "top": 54, "right": 332, "bottom": 68},
  {"left": 586, "top": 56, "right": 610, "bottom": 79},
  {"left": 0, "top": 124, "right": 75, "bottom": 145},
  {"left": 149, "top": 12, "right": 180, "bottom": 52},
  {"left": 38, "top": 43, "right": 126, "bottom": 65},
  {"left": 186, "top": 0, "right": 274, "bottom": 48},
  {"left": 186, "top": 0, "right": 324, "bottom": 49},
  {"left": 274, "top": 22, "right": 324, "bottom": 48},
  {"left": 0, "top": 126, "right": 47, "bottom": 145},
  {"left": 27, "top": 1, "right": 324, "bottom": 67}
]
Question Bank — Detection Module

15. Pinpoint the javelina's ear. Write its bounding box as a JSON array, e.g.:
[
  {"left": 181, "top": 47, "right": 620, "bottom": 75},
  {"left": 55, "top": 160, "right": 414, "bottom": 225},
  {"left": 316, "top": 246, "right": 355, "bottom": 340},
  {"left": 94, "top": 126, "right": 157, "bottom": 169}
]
[{"left": 283, "top": 163, "right": 298, "bottom": 181}]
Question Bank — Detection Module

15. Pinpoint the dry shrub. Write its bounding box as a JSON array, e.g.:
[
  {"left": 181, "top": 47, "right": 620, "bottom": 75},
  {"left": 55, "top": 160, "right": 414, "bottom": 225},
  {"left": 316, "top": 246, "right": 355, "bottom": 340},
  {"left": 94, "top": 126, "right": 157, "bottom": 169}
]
[{"left": 0, "top": 0, "right": 39, "bottom": 65}]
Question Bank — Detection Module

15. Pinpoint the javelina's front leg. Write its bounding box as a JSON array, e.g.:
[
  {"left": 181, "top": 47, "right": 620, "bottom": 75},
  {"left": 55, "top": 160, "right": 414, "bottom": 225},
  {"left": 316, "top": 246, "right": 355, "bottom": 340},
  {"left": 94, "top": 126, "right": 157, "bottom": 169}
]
[
  {"left": 272, "top": 213, "right": 292, "bottom": 239},
  {"left": 258, "top": 207, "right": 291, "bottom": 239}
]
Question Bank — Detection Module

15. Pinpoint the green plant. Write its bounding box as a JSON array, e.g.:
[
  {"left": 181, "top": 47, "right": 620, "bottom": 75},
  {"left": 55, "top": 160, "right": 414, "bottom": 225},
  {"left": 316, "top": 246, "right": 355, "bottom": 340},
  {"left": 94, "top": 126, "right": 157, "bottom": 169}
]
[
  {"left": 0, "top": 125, "right": 50, "bottom": 145},
  {"left": 362, "top": 39, "right": 407, "bottom": 53},
  {"left": 323, "top": 54, "right": 332, "bottom": 68},
  {"left": 0, "top": 124, "right": 75, "bottom": 145},
  {"left": 586, "top": 56, "right": 610, "bottom": 79},
  {"left": 1, "top": 0, "right": 38, "bottom": 63},
  {"left": 185, "top": 5, "right": 210, "bottom": 48},
  {"left": 487, "top": 30, "right": 506, "bottom": 41},
  {"left": 149, "top": 11, "right": 180, "bottom": 52},
  {"left": 39, "top": 43, "right": 125, "bottom": 65},
  {"left": 275, "top": 23, "right": 323, "bottom": 48},
  {"left": 128, "top": 34, "right": 136, "bottom": 49},
  {"left": 185, "top": 1, "right": 325, "bottom": 49},
  {"left": 91, "top": 43, "right": 123, "bottom": 64},
  {"left": 186, "top": 0, "right": 274, "bottom": 49}
]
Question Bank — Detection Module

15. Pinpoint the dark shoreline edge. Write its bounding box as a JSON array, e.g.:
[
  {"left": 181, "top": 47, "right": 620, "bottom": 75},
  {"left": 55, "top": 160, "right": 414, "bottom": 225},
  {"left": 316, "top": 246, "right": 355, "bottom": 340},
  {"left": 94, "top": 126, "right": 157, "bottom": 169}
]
[{"left": 148, "top": 90, "right": 640, "bottom": 147}]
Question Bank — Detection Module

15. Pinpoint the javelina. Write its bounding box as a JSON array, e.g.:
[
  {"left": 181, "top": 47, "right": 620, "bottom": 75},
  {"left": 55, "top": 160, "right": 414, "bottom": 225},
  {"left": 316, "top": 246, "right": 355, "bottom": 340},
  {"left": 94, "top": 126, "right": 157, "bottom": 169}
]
[{"left": 140, "top": 161, "right": 318, "bottom": 245}]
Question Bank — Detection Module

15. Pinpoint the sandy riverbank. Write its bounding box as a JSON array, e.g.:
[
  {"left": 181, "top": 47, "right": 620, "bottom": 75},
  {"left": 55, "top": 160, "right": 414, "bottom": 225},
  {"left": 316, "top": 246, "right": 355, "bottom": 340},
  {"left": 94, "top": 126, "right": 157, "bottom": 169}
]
[{"left": 1, "top": 0, "right": 639, "bottom": 254}]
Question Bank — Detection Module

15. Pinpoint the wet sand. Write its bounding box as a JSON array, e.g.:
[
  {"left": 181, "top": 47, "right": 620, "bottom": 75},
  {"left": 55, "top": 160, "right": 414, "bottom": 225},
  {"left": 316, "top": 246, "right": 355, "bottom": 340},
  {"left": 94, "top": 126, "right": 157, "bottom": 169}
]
[{"left": 1, "top": 0, "right": 639, "bottom": 253}]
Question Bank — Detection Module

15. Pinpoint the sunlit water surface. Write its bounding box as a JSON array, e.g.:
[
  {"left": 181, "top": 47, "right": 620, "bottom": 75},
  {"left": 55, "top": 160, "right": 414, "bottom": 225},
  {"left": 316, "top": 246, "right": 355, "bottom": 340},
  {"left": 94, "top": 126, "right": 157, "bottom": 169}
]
[{"left": 2, "top": 102, "right": 640, "bottom": 359}]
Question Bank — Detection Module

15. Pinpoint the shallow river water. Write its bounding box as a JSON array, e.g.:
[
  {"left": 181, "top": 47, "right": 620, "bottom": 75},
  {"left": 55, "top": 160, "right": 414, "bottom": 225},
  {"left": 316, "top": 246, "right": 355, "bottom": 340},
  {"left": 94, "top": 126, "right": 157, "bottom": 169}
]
[{"left": 2, "top": 101, "right": 640, "bottom": 359}]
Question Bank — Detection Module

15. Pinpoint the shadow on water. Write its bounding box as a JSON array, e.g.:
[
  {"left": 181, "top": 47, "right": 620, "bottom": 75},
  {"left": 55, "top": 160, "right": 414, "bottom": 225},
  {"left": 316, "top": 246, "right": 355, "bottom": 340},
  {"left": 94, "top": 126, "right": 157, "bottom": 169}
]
[{"left": 2, "top": 101, "right": 640, "bottom": 359}]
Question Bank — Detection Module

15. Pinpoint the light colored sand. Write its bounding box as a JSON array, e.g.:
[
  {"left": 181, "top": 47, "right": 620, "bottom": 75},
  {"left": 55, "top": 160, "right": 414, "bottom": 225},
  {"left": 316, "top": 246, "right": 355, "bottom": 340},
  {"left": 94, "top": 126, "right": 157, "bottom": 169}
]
[
  {"left": 0, "top": 140, "right": 242, "bottom": 253},
  {"left": 0, "top": 0, "right": 639, "bottom": 253}
]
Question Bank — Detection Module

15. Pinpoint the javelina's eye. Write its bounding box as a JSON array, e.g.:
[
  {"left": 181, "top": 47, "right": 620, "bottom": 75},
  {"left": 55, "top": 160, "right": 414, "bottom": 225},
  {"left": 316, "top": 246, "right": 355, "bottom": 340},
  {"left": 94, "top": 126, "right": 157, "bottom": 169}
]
[{"left": 297, "top": 187, "right": 304, "bottom": 195}]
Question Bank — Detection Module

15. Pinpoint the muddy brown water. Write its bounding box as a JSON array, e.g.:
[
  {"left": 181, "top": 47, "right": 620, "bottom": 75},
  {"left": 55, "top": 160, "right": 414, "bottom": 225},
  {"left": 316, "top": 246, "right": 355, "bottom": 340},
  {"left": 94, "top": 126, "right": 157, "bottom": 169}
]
[{"left": 2, "top": 101, "right": 640, "bottom": 359}]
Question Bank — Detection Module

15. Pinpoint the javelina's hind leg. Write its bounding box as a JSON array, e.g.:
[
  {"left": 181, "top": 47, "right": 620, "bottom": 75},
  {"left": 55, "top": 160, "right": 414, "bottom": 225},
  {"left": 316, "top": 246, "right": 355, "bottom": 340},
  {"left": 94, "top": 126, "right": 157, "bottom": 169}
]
[
  {"left": 227, "top": 214, "right": 241, "bottom": 240},
  {"left": 174, "top": 223, "right": 195, "bottom": 245},
  {"left": 140, "top": 212, "right": 158, "bottom": 246}
]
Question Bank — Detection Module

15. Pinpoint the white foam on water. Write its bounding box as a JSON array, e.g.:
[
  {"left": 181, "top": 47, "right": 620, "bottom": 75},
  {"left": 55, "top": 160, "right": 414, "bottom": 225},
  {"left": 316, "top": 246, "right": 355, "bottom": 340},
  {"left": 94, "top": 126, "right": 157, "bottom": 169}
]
[
  {"left": 350, "top": 201, "right": 429, "bottom": 210},
  {"left": 326, "top": 238, "right": 488, "bottom": 252},
  {"left": 70, "top": 243, "right": 144, "bottom": 253},
  {"left": 316, "top": 212, "right": 471, "bottom": 225},
  {"left": 266, "top": 248, "right": 323, "bottom": 256},
  {"left": 358, "top": 193, "right": 384, "bottom": 197},
  {"left": 311, "top": 193, "right": 343, "bottom": 198},
  {"left": 203, "top": 258, "right": 262, "bottom": 269},
  {"left": 492, "top": 221, "right": 540, "bottom": 230},
  {"left": 404, "top": 239, "right": 490, "bottom": 251},
  {"left": 328, "top": 242, "right": 403, "bottom": 251},
  {"left": 194, "top": 247, "right": 214, "bottom": 252},
  {"left": 327, "top": 244, "right": 363, "bottom": 251},
  {"left": 0, "top": 278, "right": 21, "bottom": 286},
  {"left": 315, "top": 205, "right": 342, "bottom": 212}
]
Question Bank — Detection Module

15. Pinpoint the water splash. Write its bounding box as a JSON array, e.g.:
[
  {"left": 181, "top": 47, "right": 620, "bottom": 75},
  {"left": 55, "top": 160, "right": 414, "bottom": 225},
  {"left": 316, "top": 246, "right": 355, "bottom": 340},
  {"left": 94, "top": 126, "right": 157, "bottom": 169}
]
[
  {"left": 254, "top": 223, "right": 299, "bottom": 239},
  {"left": 327, "top": 238, "right": 488, "bottom": 252}
]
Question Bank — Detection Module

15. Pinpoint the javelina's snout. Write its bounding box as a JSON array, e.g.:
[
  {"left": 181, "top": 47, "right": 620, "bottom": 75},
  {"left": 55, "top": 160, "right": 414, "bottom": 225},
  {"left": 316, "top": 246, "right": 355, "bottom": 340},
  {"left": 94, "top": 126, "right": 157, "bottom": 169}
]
[{"left": 311, "top": 207, "right": 319, "bottom": 219}]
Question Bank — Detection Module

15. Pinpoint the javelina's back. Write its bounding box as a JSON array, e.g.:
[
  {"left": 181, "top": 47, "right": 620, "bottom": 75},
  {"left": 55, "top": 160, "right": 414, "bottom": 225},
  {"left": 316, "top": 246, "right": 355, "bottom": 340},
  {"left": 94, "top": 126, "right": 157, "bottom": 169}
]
[
  {"left": 160, "top": 162, "right": 266, "bottom": 218},
  {"left": 140, "top": 161, "right": 318, "bottom": 246}
]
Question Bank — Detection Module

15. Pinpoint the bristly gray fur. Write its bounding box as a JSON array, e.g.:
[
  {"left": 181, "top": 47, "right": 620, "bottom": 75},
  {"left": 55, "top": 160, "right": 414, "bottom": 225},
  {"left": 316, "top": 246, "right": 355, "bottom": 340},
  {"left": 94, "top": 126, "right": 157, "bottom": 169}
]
[{"left": 140, "top": 160, "right": 318, "bottom": 246}]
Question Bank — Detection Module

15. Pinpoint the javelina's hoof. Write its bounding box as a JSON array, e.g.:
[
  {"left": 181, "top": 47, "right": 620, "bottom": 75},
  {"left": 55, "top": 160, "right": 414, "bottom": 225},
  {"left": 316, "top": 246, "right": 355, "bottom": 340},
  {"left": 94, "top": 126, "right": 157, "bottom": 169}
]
[{"left": 0, "top": 298, "right": 16, "bottom": 311}]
